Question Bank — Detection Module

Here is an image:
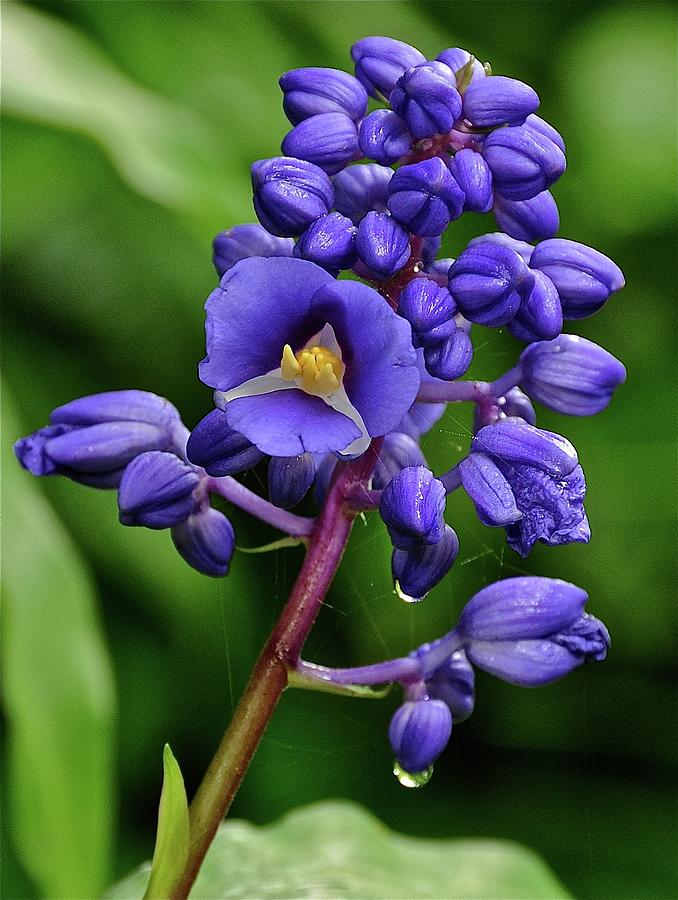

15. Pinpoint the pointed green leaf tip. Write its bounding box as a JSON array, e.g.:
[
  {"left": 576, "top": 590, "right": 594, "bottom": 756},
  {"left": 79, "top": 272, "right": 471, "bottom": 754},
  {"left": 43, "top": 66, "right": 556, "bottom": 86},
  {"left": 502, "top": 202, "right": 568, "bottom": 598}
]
[
  {"left": 143, "top": 744, "right": 189, "bottom": 900},
  {"left": 109, "top": 800, "right": 571, "bottom": 899}
]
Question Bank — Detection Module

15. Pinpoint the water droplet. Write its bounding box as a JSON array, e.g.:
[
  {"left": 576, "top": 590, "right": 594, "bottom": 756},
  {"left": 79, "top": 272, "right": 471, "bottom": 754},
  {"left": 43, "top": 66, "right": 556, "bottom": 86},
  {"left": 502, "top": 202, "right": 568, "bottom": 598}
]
[
  {"left": 393, "top": 761, "right": 434, "bottom": 788},
  {"left": 394, "top": 581, "right": 426, "bottom": 604}
]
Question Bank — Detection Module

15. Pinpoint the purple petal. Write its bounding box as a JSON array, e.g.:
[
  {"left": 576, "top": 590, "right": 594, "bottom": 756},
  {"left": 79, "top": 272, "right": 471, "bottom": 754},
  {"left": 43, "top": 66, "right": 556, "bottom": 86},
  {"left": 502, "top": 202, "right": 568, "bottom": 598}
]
[{"left": 459, "top": 452, "right": 521, "bottom": 526}]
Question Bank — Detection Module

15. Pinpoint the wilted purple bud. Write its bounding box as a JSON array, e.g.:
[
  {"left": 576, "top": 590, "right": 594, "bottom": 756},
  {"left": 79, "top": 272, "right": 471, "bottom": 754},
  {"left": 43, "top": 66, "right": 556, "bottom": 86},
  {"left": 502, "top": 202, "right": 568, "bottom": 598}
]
[
  {"left": 387, "top": 157, "right": 464, "bottom": 236},
  {"left": 356, "top": 211, "right": 411, "bottom": 279},
  {"left": 358, "top": 109, "right": 412, "bottom": 165},
  {"left": 468, "top": 231, "right": 534, "bottom": 264},
  {"left": 372, "top": 432, "right": 427, "bottom": 490},
  {"left": 351, "top": 36, "right": 426, "bottom": 99},
  {"left": 15, "top": 390, "right": 182, "bottom": 487},
  {"left": 462, "top": 75, "right": 539, "bottom": 128},
  {"left": 332, "top": 163, "right": 393, "bottom": 223},
  {"left": 294, "top": 212, "right": 357, "bottom": 273},
  {"left": 187, "top": 409, "right": 264, "bottom": 477},
  {"left": 171, "top": 507, "right": 235, "bottom": 577},
  {"left": 500, "top": 387, "right": 537, "bottom": 426},
  {"left": 448, "top": 149, "right": 493, "bottom": 213},
  {"left": 423, "top": 328, "right": 473, "bottom": 380},
  {"left": 212, "top": 224, "right": 294, "bottom": 279},
  {"left": 380, "top": 466, "right": 446, "bottom": 550},
  {"left": 267, "top": 453, "right": 316, "bottom": 509},
  {"left": 530, "top": 239, "right": 625, "bottom": 319},
  {"left": 508, "top": 269, "right": 563, "bottom": 342},
  {"left": 519, "top": 334, "right": 626, "bottom": 415},
  {"left": 424, "top": 651, "right": 475, "bottom": 722},
  {"left": 472, "top": 418, "right": 578, "bottom": 478},
  {"left": 493, "top": 190, "right": 559, "bottom": 243},
  {"left": 389, "top": 699, "right": 452, "bottom": 774},
  {"left": 457, "top": 577, "right": 608, "bottom": 687},
  {"left": 118, "top": 451, "right": 199, "bottom": 529},
  {"left": 251, "top": 157, "right": 334, "bottom": 237},
  {"left": 506, "top": 462, "right": 589, "bottom": 556},
  {"left": 459, "top": 452, "right": 521, "bottom": 526},
  {"left": 281, "top": 112, "right": 360, "bottom": 176},
  {"left": 398, "top": 277, "right": 456, "bottom": 336},
  {"left": 436, "top": 48, "right": 486, "bottom": 84},
  {"left": 448, "top": 241, "right": 534, "bottom": 327},
  {"left": 392, "top": 525, "right": 459, "bottom": 600},
  {"left": 524, "top": 114, "right": 565, "bottom": 153},
  {"left": 279, "top": 67, "right": 368, "bottom": 125},
  {"left": 483, "top": 123, "right": 566, "bottom": 201},
  {"left": 390, "top": 62, "right": 462, "bottom": 140}
]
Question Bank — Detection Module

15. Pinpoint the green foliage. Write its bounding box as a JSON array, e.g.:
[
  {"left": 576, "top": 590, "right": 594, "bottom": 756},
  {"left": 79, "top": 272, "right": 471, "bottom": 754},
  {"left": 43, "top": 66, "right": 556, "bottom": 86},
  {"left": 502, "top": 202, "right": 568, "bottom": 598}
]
[
  {"left": 1, "top": 388, "right": 116, "bottom": 898},
  {"left": 143, "top": 745, "right": 190, "bottom": 900},
  {"left": 108, "top": 801, "right": 570, "bottom": 899}
]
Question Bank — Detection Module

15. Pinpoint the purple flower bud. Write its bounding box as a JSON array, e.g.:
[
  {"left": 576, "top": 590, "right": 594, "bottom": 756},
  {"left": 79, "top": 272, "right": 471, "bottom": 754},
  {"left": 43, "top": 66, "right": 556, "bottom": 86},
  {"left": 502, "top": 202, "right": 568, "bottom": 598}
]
[
  {"left": 251, "top": 157, "right": 334, "bottom": 237},
  {"left": 332, "top": 164, "right": 393, "bottom": 224},
  {"left": 389, "top": 699, "right": 452, "bottom": 774},
  {"left": 425, "top": 651, "right": 475, "bottom": 722},
  {"left": 448, "top": 241, "right": 534, "bottom": 327},
  {"left": 448, "top": 149, "right": 493, "bottom": 213},
  {"left": 267, "top": 453, "right": 316, "bottom": 509},
  {"left": 118, "top": 451, "right": 199, "bottom": 529},
  {"left": 281, "top": 112, "right": 360, "bottom": 176},
  {"left": 380, "top": 466, "right": 446, "bottom": 550},
  {"left": 358, "top": 109, "right": 412, "bottom": 165},
  {"left": 502, "top": 463, "right": 590, "bottom": 557},
  {"left": 462, "top": 75, "right": 539, "bottom": 128},
  {"left": 15, "top": 403, "right": 179, "bottom": 486},
  {"left": 212, "top": 224, "right": 294, "bottom": 279},
  {"left": 395, "top": 401, "right": 447, "bottom": 442},
  {"left": 50, "top": 390, "right": 181, "bottom": 429},
  {"left": 372, "top": 432, "right": 427, "bottom": 490},
  {"left": 279, "top": 67, "right": 368, "bottom": 125},
  {"left": 171, "top": 507, "right": 235, "bottom": 577},
  {"left": 519, "top": 334, "right": 626, "bottom": 415},
  {"left": 508, "top": 269, "right": 563, "bottom": 342},
  {"left": 186, "top": 409, "right": 264, "bottom": 477},
  {"left": 457, "top": 578, "right": 609, "bottom": 687},
  {"left": 421, "top": 235, "right": 442, "bottom": 266},
  {"left": 472, "top": 418, "right": 578, "bottom": 478},
  {"left": 459, "top": 452, "right": 521, "bottom": 526},
  {"left": 425, "top": 257, "right": 455, "bottom": 280},
  {"left": 529, "top": 239, "right": 625, "bottom": 319},
  {"left": 390, "top": 62, "right": 462, "bottom": 140},
  {"left": 351, "top": 36, "right": 426, "bottom": 99},
  {"left": 493, "top": 190, "right": 559, "bottom": 243},
  {"left": 392, "top": 525, "right": 459, "bottom": 600},
  {"left": 468, "top": 231, "right": 534, "bottom": 264},
  {"left": 524, "top": 114, "right": 565, "bottom": 153},
  {"left": 483, "top": 124, "right": 566, "bottom": 202},
  {"left": 398, "top": 277, "right": 456, "bottom": 335},
  {"left": 436, "top": 48, "right": 486, "bottom": 84},
  {"left": 387, "top": 157, "right": 464, "bottom": 236},
  {"left": 423, "top": 328, "right": 474, "bottom": 380},
  {"left": 458, "top": 576, "right": 588, "bottom": 642},
  {"left": 294, "top": 212, "right": 357, "bottom": 273},
  {"left": 500, "top": 387, "right": 537, "bottom": 426},
  {"left": 356, "top": 211, "right": 411, "bottom": 279}
]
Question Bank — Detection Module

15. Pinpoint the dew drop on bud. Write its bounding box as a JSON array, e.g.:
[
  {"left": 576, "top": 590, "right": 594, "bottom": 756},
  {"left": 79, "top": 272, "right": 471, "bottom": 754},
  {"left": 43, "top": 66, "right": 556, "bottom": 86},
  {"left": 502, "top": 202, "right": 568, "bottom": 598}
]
[
  {"left": 394, "top": 581, "right": 426, "bottom": 604},
  {"left": 393, "top": 760, "right": 434, "bottom": 788}
]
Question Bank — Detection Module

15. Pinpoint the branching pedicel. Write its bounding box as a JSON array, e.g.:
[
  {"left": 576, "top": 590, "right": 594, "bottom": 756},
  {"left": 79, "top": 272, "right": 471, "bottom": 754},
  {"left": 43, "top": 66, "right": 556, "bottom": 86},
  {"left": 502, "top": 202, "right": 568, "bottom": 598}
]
[{"left": 15, "top": 35, "right": 626, "bottom": 894}]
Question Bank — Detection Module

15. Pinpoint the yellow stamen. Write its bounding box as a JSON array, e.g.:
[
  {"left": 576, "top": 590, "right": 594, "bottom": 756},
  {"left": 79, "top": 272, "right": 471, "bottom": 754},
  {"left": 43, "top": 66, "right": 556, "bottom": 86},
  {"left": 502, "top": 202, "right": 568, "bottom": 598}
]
[{"left": 280, "top": 343, "right": 342, "bottom": 396}]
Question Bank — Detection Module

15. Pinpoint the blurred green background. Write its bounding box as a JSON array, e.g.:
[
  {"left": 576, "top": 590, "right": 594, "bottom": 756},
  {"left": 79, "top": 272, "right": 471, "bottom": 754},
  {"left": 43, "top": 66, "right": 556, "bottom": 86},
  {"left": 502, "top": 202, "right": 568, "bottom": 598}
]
[{"left": 2, "top": 1, "right": 677, "bottom": 898}]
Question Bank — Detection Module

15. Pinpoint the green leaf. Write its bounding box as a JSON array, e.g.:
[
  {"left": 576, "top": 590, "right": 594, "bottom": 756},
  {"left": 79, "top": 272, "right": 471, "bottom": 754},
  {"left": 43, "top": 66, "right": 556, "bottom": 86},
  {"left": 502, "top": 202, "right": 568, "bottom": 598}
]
[
  {"left": 107, "top": 800, "right": 570, "bottom": 899},
  {"left": 2, "top": 3, "right": 233, "bottom": 227},
  {"left": 144, "top": 745, "right": 190, "bottom": 900},
  {"left": 1, "top": 385, "right": 116, "bottom": 898}
]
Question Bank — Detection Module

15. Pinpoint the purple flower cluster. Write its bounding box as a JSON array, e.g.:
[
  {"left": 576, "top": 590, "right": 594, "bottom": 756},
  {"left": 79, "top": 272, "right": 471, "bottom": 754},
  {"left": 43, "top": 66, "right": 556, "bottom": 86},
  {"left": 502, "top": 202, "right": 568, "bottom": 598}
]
[{"left": 15, "top": 35, "right": 626, "bottom": 783}]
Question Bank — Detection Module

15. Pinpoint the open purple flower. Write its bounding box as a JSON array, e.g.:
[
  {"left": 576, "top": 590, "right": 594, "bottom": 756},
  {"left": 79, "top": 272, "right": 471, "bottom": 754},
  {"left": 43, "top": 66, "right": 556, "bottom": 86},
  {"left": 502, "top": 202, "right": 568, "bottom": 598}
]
[{"left": 199, "top": 257, "right": 420, "bottom": 457}]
